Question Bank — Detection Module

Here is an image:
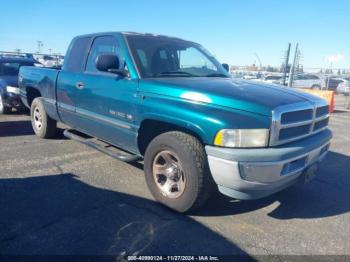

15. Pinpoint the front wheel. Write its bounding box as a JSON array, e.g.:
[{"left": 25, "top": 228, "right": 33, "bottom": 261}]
[
  {"left": 311, "top": 85, "right": 321, "bottom": 90},
  {"left": 30, "top": 97, "right": 57, "bottom": 138},
  {"left": 144, "top": 131, "right": 214, "bottom": 213},
  {"left": 0, "top": 93, "right": 12, "bottom": 114}
]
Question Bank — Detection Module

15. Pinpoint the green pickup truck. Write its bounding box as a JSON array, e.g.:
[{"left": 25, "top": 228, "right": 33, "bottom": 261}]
[{"left": 19, "top": 32, "right": 332, "bottom": 212}]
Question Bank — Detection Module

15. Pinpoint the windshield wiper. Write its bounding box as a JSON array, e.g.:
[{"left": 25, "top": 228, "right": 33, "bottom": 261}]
[
  {"left": 205, "top": 73, "right": 229, "bottom": 78},
  {"left": 153, "top": 71, "right": 198, "bottom": 77}
]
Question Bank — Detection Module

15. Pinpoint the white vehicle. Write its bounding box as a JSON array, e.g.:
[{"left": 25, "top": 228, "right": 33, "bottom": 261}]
[
  {"left": 243, "top": 74, "right": 258, "bottom": 80},
  {"left": 337, "top": 77, "right": 350, "bottom": 96},
  {"left": 255, "top": 75, "right": 282, "bottom": 85},
  {"left": 38, "top": 55, "right": 60, "bottom": 68},
  {"left": 292, "top": 74, "right": 323, "bottom": 89}
]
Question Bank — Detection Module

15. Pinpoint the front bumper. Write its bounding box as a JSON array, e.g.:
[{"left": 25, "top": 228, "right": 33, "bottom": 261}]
[
  {"left": 206, "top": 129, "right": 332, "bottom": 200},
  {"left": 3, "top": 91, "right": 24, "bottom": 108}
]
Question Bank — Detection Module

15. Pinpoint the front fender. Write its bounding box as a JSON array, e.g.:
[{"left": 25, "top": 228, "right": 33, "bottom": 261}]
[{"left": 139, "top": 94, "right": 271, "bottom": 145}]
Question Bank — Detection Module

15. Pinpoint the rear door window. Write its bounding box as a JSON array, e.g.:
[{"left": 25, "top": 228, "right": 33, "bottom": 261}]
[{"left": 64, "top": 37, "right": 91, "bottom": 73}]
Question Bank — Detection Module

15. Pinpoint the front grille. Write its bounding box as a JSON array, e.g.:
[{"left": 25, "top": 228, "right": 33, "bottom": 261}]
[
  {"left": 270, "top": 101, "right": 329, "bottom": 146},
  {"left": 281, "top": 109, "right": 313, "bottom": 124},
  {"left": 279, "top": 124, "right": 312, "bottom": 140},
  {"left": 313, "top": 118, "right": 329, "bottom": 131},
  {"left": 316, "top": 105, "right": 329, "bottom": 118}
]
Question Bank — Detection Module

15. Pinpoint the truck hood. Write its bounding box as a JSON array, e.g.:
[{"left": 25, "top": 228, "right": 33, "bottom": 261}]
[{"left": 140, "top": 77, "right": 323, "bottom": 116}]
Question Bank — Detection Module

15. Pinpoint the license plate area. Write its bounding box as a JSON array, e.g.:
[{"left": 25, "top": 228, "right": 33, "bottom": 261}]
[
  {"left": 302, "top": 163, "right": 319, "bottom": 184},
  {"left": 281, "top": 156, "right": 307, "bottom": 176}
]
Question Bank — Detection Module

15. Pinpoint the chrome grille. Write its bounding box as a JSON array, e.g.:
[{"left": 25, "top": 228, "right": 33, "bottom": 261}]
[{"left": 270, "top": 101, "right": 329, "bottom": 146}]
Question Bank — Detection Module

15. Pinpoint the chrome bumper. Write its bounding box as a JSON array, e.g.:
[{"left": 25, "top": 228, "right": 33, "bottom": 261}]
[{"left": 206, "top": 140, "right": 331, "bottom": 200}]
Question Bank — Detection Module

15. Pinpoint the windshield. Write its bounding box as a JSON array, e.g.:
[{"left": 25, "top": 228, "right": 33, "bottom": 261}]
[
  {"left": 126, "top": 35, "right": 230, "bottom": 78},
  {"left": 0, "top": 62, "right": 34, "bottom": 76}
]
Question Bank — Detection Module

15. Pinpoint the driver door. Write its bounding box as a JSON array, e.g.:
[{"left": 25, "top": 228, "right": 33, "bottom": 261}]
[{"left": 74, "top": 35, "right": 139, "bottom": 152}]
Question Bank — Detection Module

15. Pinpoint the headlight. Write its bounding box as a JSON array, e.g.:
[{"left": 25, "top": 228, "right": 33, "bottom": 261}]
[
  {"left": 6, "top": 86, "right": 20, "bottom": 94},
  {"left": 214, "top": 129, "right": 269, "bottom": 148}
]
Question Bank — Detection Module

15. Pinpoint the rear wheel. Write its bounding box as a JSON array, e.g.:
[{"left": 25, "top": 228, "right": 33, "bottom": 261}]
[
  {"left": 0, "top": 94, "right": 12, "bottom": 114},
  {"left": 311, "top": 85, "right": 321, "bottom": 90},
  {"left": 144, "top": 131, "right": 214, "bottom": 213},
  {"left": 30, "top": 97, "right": 57, "bottom": 138}
]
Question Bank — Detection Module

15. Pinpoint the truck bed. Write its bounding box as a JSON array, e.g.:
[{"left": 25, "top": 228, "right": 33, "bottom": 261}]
[{"left": 19, "top": 66, "right": 60, "bottom": 108}]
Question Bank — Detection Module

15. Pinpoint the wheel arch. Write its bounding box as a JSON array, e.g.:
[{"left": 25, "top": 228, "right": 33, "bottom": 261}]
[
  {"left": 137, "top": 117, "right": 208, "bottom": 156},
  {"left": 26, "top": 86, "right": 42, "bottom": 107}
]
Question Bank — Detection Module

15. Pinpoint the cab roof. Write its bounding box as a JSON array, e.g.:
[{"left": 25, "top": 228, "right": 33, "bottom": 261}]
[{"left": 75, "top": 31, "right": 189, "bottom": 42}]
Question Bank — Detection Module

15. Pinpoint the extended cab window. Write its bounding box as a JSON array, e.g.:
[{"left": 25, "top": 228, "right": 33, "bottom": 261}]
[
  {"left": 64, "top": 37, "right": 91, "bottom": 73},
  {"left": 86, "top": 36, "right": 119, "bottom": 73}
]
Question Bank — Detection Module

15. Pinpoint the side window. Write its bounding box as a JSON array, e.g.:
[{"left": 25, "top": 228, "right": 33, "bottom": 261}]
[
  {"left": 86, "top": 36, "right": 119, "bottom": 73},
  {"left": 159, "top": 50, "right": 168, "bottom": 59},
  {"left": 179, "top": 47, "right": 217, "bottom": 70},
  {"left": 135, "top": 49, "right": 149, "bottom": 74},
  {"left": 136, "top": 49, "right": 148, "bottom": 68},
  {"left": 309, "top": 75, "right": 319, "bottom": 80},
  {"left": 64, "top": 37, "right": 91, "bottom": 73}
]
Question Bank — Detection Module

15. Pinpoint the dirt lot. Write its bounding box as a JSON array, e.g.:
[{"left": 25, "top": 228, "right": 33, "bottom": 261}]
[{"left": 0, "top": 105, "right": 349, "bottom": 258}]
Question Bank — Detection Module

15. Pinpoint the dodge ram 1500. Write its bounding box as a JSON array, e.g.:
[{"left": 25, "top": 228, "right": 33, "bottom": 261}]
[{"left": 19, "top": 32, "right": 332, "bottom": 212}]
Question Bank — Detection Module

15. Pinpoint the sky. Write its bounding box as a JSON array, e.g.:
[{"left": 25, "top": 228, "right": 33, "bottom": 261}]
[{"left": 1, "top": 0, "right": 349, "bottom": 69}]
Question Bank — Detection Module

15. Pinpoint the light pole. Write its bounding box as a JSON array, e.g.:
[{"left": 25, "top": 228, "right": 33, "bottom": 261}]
[
  {"left": 326, "top": 62, "right": 333, "bottom": 90},
  {"left": 282, "top": 43, "right": 291, "bottom": 86},
  {"left": 37, "top": 41, "right": 43, "bottom": 54},
  {"left": 288, "top": 43, "right": 299, "bottom": 87}
]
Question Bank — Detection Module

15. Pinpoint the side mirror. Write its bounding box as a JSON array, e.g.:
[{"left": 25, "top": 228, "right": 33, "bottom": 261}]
[
  {"left": 222, "top": 63, "right": 229, "bottom": 72},
  {"left": 96, "top": 54, "right": 128, "bottom": 77}
]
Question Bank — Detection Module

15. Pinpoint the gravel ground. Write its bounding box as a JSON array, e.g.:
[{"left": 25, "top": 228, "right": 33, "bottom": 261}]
[{"left": 0, "top": 105, "right": 349, "bottom": 258}]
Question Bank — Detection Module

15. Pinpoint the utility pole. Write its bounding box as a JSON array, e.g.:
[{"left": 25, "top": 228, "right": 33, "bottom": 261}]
[
  {"left": 254, "top": 53, "right": 262, "bottom": 70},
  {"left": 288, "top": 43, "right": 299, "bottom": 87},
  {"left": 326, "top": 62, "right": 333, "bottom": 90},
  {"left": 282, "top": 43, "right": 291, "bottom": 86},
  {"left": 37, "top": 41, "right": 43, "bottom": 54}
]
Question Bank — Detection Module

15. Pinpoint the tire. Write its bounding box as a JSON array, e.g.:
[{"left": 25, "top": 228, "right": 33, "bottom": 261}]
[
  {"left": 311, "top": 85, "right": 321, "bottom": 90},
  {"left": 30, "top": 97, "right": 57, "bottom": 138},
  {"left": 0, "top": 93, "right": 12, "bottom": 114},
  {"left": 144, "top": 131, "right": 214, "bottom": 213}
]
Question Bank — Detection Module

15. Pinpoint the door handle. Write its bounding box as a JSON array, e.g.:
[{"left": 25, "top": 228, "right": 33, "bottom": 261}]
[{"left": 76, "top": 82, "right": 85, "bottom": 90}]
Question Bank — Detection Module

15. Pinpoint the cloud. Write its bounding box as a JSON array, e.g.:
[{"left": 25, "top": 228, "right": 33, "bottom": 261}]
[{"left": 325, "top": 54, "right": 345, "bottom": 63}]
